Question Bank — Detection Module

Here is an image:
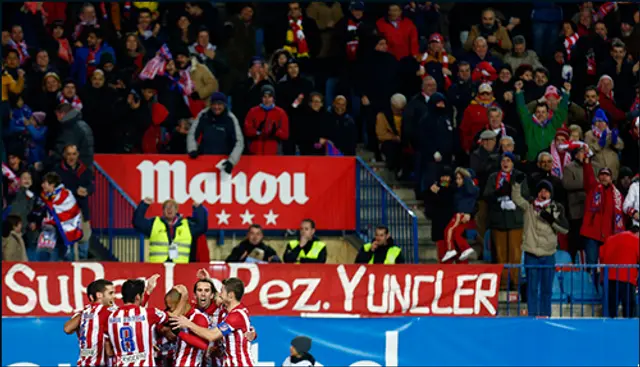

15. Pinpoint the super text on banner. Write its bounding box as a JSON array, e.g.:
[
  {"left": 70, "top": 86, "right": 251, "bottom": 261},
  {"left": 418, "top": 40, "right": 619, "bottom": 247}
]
[
  {"left": 93, "top": 154, "right": 356, "bottom": 230},
  {"left": 1, "top": 263, "right": 502, "bottom": 317}
]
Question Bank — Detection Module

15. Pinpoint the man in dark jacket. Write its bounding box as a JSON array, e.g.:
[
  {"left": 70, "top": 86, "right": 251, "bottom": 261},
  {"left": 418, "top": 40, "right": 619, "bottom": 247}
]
[
  {"left": 52, "top": 103, "right": 94, "bottom": 169},
  {"left": 403, "top": 76, "right": 437, "bottom": 150},
  {"left": 54, "top": 144, "right": 93, "bottom": 260},
  {"left": 230, "top": 57, "right": 273, "bottom": 125},
  {"left": 355, "top": 225, "right": 404, "bottom": 264},
  {"left": 447, "top": 61, "right": 474, "bottom": 127},
  {"left": 529, "top": 151, "right": 566, "bottom": 205},
  {"left": 276, "top": 58, "right": 314, "bottom": 155},
  {"left": 187, "top": 92, "right": 244, "bottom": 174},
  {"left": 225, "top": 224, "right": 280, "bottom": 263},
  {"left": 417, "top": 93, "right": 456, "bottom": 195},
  {"left": 327, "top": 96, "right": 357, "bottom": 155}
]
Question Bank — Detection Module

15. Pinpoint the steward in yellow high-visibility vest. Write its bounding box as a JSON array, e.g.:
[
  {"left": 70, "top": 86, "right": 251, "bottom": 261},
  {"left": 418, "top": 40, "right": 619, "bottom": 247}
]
[
  {"left": 132, "top": 198, "right": 208, "bottom": 263},
  {"left": 283, "top": 219, "right": 327, "bottom": 263},
  {"left": 354, "top": 225, "right": 404, "bottom": 264}
]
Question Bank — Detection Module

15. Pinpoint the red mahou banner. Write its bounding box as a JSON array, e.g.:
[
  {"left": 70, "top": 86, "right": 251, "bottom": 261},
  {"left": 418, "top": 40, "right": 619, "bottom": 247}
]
[
  {"left": 1, "top": 262, "right": 503, "bottom": 317},
  {"left": 94, "top": 154, "right": 356, "bottom": 230}
]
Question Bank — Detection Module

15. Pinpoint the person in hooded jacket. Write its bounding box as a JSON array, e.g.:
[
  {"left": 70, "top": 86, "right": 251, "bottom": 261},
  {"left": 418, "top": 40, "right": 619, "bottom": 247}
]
[
  {"left": 417, "top": 92, "right": 456, "bottom": 195},
  {"left": 282, "top": 336, "right": 317, "bottom": 367},
  {"left": 187, "top": 92, "right": 244, "bottom": 173},
  {"left": 441, "top": 167, "right": 480, "bottom": 263},
  {"left": 50, "top": 103, "right": 94, "bottom": 170},
  {"left": 276, "top": 58, "right": 314, "bottom": 155}
]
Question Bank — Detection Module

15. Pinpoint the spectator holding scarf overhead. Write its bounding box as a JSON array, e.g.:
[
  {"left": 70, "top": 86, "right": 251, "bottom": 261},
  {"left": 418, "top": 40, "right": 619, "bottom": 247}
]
[{"left": 584, "top": 109, "right": 624, "bottom": 180}]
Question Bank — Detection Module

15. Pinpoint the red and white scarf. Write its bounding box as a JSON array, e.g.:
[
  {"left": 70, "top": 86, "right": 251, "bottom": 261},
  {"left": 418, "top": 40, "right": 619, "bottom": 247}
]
[
  {"left": 140, "top": 44, "right": 193, "bottom": 106},
  {"left": 73, "top": 16, "right": 98, "bottom": 41},
  {"left": 591, "top": 125, "right": 609, "bottom": 140},
  {"left": 564, "top": 33, "right": 579, "bottom": 60},
  {"left": 41, "top": 184, "right": 83, "bottom": 247},
  {"left": 346, "top": 18, "right": 360, "bottom": 61},
  {"left": 191, "top": 42, "right": 216, "bottom": 58},
  {"left": 57, "top": 38, "right": 73, "bottom": 64},
  {"left": 58, "top": 93, "right": 83, "bottom": 111},
  {"left": 2, "top": 163, "right": 20, "bottom": 196},
  {"left": 285, "top": 17, "right": 309, "bottom": 58},
  {"left": 7, "top": 39, "right": 30, "bottom": 66},
  {"left": 496, "top": 171, "right": 511, "bottom": 189},
  {"left": 532, "top": 108, "right": 554, "bottom": 127},
  {"left": 534, "top": 198, "right": 551, "bottom": 212},
  {"left": 590, "top": 184, "right": 625, "bottom": 234},
  {"left": 550, "top": 142, "right": 571, "bottom": 179}
]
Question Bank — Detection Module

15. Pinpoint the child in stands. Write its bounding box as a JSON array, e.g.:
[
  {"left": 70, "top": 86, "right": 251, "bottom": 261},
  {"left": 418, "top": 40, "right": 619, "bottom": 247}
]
[{"left": 442, "top": 167, "right": 479, "bottom": 263}]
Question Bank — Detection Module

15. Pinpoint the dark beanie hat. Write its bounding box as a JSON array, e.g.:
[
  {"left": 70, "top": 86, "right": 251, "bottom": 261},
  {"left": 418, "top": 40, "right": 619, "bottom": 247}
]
[
  {"left": 291, "top": 336, "right": 312, "bottom": 354},
  {"left": 619, "top": 166, "right": 633, "bottom": 179},
  {"left": 536, "top": 179, "right": 554, "bottom": 199},
  {"left": 210, "top": 92, "right": 227, "bottom": 104},
  {"left": 261, "top": 84, "right": 275, "bottom": 97}
]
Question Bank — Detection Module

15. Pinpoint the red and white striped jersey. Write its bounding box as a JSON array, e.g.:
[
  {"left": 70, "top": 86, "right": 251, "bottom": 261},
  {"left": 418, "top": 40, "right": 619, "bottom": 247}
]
[
  {"left": 218, "top": 304, "right": 254, "bottom": 367},
  {"left": 76, "top": 303, "right": 114, "bottom": 366},
  {"left": 105, "top": 304, "right": 169, "bottom": 367},
  {"left": 174, "top": 308, "right": 209, "bottom": 367}
]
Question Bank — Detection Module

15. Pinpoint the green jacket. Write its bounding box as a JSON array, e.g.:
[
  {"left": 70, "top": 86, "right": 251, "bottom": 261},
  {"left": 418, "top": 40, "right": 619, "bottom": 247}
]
[{"left": 516, "top": 91, "right": 568, "bottom": 162}]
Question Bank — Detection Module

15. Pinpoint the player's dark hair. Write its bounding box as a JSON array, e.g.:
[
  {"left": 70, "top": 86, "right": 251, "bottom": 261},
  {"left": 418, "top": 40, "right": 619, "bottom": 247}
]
[
  {"left": 301, "top": 218, "right": 316, "bottom": 229},
  {"left": 164, "top": 288, "right": 182, "bottom": 308},
  {"left": 222, "top": 277, "right": 245, "bottom": 301},
  {"left": 375, "top": 225, "right": 389, "bottom": 234},
  {"left": 193, "top": 278, "right": 217, "bottom": 295},
  {"left": 87, "top": 279, "right": 113, "bottom": 302},
  {"left": 122, "top": 279, "right": 145, "bottom": 303},
  {"left": 43, "top": 171, "right": 62, "bottom": 187},
  {"left": 248, "top": 224, "right": 262, "bottom": 232}
]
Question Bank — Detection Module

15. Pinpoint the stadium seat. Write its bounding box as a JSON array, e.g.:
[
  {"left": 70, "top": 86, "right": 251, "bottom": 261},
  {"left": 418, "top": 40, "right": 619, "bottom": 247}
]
[
  {"left": 568, "top": 271, "right": 601, "bottom": 303},
  {"left": 551, "top": 251, "right": 572, "bottom": 302}
]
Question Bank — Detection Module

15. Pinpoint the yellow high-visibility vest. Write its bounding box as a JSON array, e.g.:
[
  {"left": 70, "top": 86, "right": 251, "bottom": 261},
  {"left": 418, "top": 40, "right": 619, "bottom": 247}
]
[
  {"left": 362, "top": 243, "right": 402, "bottom": 264},
  {"left": 148, "top": 217, "right": 192, "bottom": 263},
  {"left": 288, "top": 240, "right": 326, "bottom": 263}
]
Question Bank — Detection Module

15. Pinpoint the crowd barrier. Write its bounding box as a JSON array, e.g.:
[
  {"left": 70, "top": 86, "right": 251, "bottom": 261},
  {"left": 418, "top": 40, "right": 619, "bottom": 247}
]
[
  {"left": 2, "top": 262, "right": 637, "bottom": 318},
  {"left": 88, "top": 154, "right": 419, "bottom": 262},
  {"left": 2, "top": 316, "right": 638, "bottom": 366}
]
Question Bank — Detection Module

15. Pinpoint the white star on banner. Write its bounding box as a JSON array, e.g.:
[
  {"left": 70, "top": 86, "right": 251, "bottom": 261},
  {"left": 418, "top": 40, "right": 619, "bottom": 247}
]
[
  {"left": 239, "top": 209, "right": 255, "bottom": 225},
  {"left": 216, "top": 209, "right": 231, "bottom": 225},
  {"left": 263, "top": 210, "right": 279, "bottom": 226}
]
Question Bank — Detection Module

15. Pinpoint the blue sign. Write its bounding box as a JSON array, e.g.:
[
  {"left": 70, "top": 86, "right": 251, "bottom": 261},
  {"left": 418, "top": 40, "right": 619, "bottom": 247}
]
[{"left": 2, "top": 316, "right": 638, "bottom": 366}]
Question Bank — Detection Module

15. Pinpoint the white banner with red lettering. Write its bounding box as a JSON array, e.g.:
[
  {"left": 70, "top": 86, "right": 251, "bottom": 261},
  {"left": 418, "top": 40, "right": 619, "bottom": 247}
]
[{"left": 1, "top": 262, "right": 503, "bottom": 317}]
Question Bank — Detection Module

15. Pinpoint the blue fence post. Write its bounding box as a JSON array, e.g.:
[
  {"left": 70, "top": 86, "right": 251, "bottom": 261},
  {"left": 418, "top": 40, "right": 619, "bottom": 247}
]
[
  {"left": 603, "top": 266, "right": 609, "bottom": 317},
  {"left": 108, "top": 185, "right": 114, "bottom": 254},
  {"left": 412, "top": 216, "right": 419, "bottom": 263},
  {"left": 355, "top": 160, "right": 361, "bottom": 236},
  {"left": 139, "top": 233, "right": 145, "bottom": 262},
  {"left": 381, "top": 188, "right": 387, "bottom": 226}
]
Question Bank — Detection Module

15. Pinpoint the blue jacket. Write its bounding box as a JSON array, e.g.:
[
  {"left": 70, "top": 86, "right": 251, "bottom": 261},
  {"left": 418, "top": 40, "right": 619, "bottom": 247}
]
[
  {"left": 7, "top": 105, "right": 48, "bottom": 165},
  {"left": 531, "top": 3, "right": 563, "bottom": 23},
  {"left": 454, "top": 175, "right": 479, "bottom": 214},
  {"left": 132, "top": 201, "right": 208, "bottom": 241},
  {"left": 71, "top": 43, "right": 116, "bottom": 86}
]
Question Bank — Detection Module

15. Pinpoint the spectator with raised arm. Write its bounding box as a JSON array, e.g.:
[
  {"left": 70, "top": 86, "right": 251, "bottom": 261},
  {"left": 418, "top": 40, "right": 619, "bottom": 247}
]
[
  {"left": 133, "top": 197, "right": 207, "bottom": 264},
  {"left": 515, "top": 80, "right": 569, "bottom": 162},
  {"left": 511, "top": 176, "right": 569, "bottom": 317},
  {"left": 584, "top": 109, "right": 624, "bottom": 180}
]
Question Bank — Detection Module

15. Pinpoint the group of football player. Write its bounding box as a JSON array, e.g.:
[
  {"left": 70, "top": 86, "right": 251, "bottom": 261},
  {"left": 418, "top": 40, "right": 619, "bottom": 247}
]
[{"left": 64, "top": 268, "right": 256, "bottom": 367}]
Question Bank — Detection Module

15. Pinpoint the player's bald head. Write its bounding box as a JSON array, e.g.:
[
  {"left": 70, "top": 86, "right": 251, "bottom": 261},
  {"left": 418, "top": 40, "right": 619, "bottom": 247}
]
[{"left": 164, "top": 289, "right": 182, "bottom": 311}]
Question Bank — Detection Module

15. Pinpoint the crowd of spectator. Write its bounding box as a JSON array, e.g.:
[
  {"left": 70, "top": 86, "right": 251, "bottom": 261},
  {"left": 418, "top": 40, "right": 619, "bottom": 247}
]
[{"left": 1, "top": 1, "right": 639, "bottom": 313}]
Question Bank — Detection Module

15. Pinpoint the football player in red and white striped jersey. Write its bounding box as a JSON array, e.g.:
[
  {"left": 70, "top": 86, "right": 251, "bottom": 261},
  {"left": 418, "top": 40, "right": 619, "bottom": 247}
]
[
  {"left": 64, "top": 279, "right": 116, "bottom": 367},
  {"left": 171, "top": 277, "right": 255, "bottom": 367},
  {"left": 104, "top": 279, "right": 189, "bottom": 367},
  {"left": 162, "top": 288, "right": 210, "bottom": 366}
]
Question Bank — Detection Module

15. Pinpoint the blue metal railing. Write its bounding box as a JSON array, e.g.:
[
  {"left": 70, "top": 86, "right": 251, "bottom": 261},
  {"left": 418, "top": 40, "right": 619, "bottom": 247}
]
[
  {"left": 502, "top": 264, "right": 639, "bottom": 318},
  {"left": 91, "top": 162, "right": 145, "bottom": 262},
  {"left": 355, "top": 157, "right": 419, "bottom": 263}
]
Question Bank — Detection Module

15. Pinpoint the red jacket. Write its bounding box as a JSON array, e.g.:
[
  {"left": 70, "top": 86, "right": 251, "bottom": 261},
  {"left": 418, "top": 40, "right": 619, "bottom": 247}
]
[
  {"left": 459, "top": 99, "right": 498, "bottom": 152},
  {"left": 599, "top": 231, "right": 639, "bottom": 286},
  {"left": 375, "top": 17, "right": 419, "bottom": 60},
  {"left": 598, "top": 91, "right": 626, "bottom": 126},
  {"left": 580, "top": 162, "right": 625, "bottom": 241},
  {"left": 244, "top": 105, "right": 289, "bottom": 155}
]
